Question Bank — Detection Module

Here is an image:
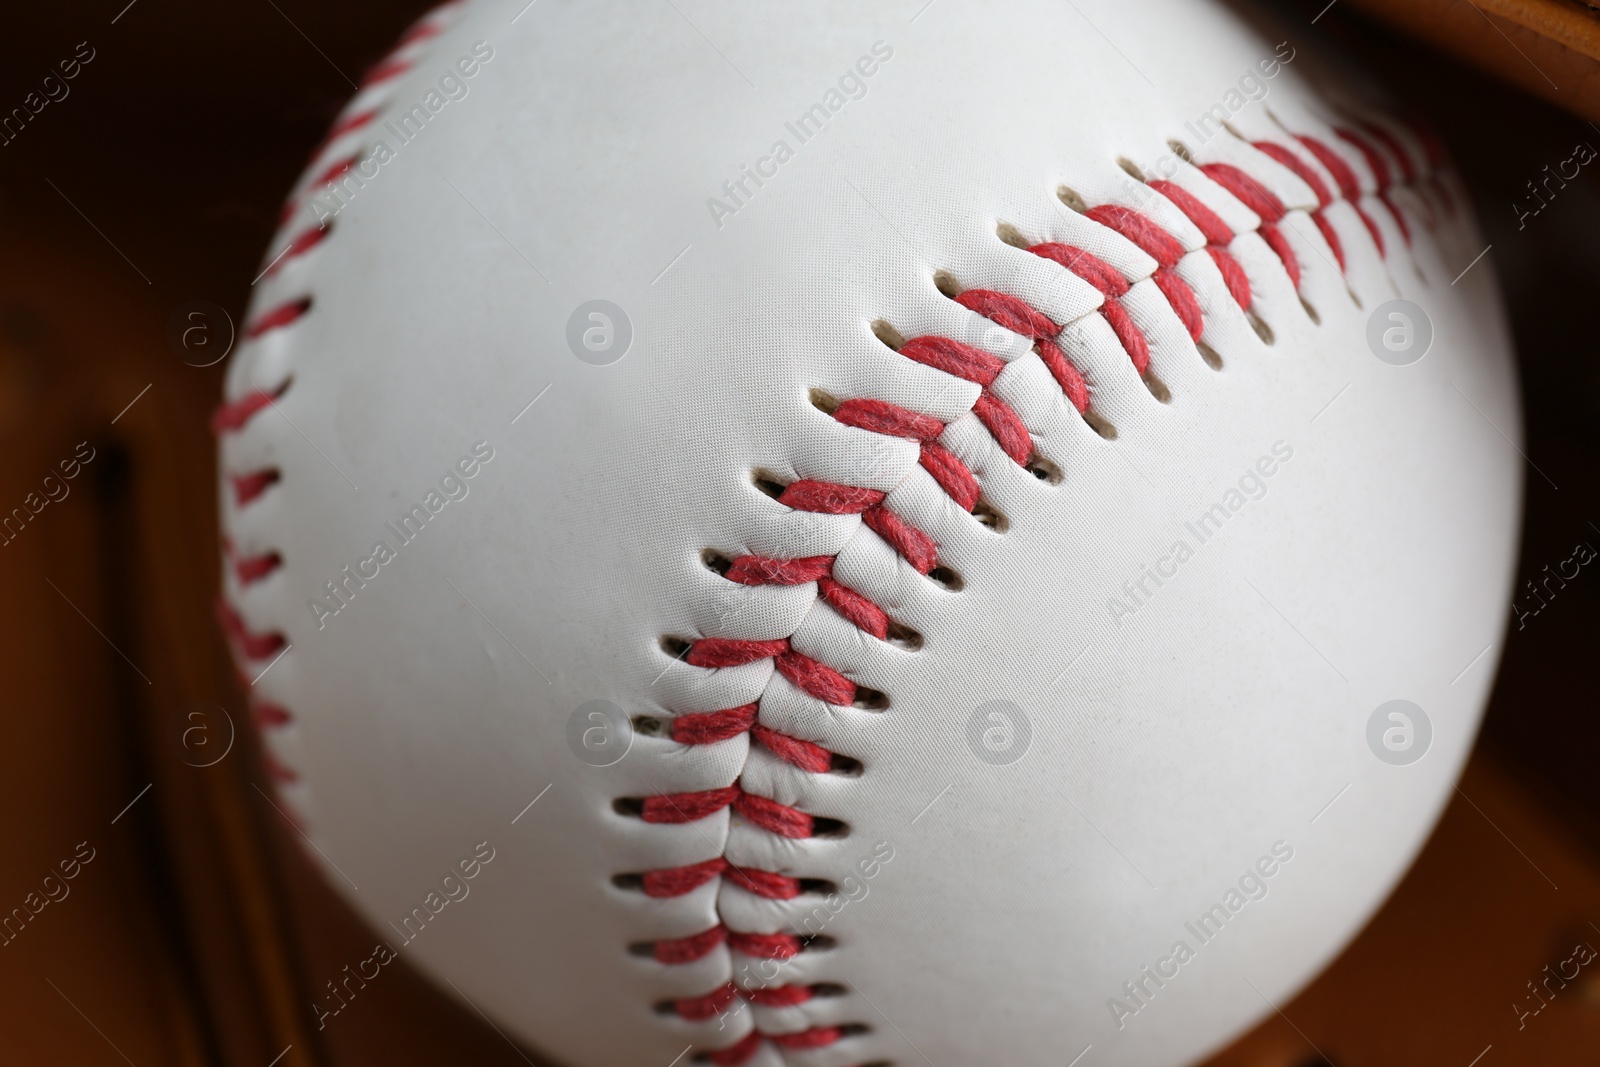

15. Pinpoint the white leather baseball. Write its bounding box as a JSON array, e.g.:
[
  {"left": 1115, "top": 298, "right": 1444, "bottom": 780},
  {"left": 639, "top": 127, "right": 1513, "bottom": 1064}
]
[{"left": 217, "top": 1, "right": 1520, "bottom": 1064}]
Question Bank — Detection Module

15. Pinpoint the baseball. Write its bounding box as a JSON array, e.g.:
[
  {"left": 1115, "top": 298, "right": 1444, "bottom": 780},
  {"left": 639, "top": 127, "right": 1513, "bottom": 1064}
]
[{"left": 217, "top": 0, "right": 1520, "bottom": 1063}]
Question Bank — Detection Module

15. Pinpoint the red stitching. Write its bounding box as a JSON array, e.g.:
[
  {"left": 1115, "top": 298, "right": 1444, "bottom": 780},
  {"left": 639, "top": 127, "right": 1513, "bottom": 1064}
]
[
  {"left": 230, "top": 469, "right": 281, "bottom": 506},
  {"left": 261, "top": 224, "right": 331, "bottom": 279},
  {"left": 1297, "top": 135, "right": 1386, "bottom": 255},
  {"left": 1336, "top": 126, "right": 1411, "bottom": 246},
  {"left": 244, "top": 297, "right": 313, "bottom": 340},
  {"left": 217, "top": 598, "right": 286, "bottom": 660},
  {"left": 231, "top": 548, "right": 283, "bottom": 585},
  {"left": 669, "top": 703, "right": 758, "bottom": 745}
]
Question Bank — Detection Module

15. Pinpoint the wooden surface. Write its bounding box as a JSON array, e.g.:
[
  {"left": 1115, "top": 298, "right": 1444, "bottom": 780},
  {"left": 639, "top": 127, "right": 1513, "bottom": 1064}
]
[{"left": 0, "top": 2, "right": 1597, "bottom": 1064}]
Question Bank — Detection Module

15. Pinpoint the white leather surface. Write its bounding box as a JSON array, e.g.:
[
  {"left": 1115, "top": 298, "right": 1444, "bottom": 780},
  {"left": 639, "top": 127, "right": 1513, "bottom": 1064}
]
[{"left": 219, "top": 1, "right": 1521, "bottom": 1064}]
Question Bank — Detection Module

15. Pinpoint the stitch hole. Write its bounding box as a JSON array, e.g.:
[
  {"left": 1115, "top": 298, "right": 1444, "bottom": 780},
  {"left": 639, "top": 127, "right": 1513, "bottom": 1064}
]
[
  {"left": 932, "top": 270, "right": 963, "bottom": 299},
  {"left": 651, "top": 999, "right": 679, "bottom": 1014},
  {"left": 700, "top": 549, "right": 733, "bottom": 576},
  {"left": 1143, "top": 370, "right": 1173, "bottom": 404},
  {"left": 808, "top": 819, "right": 849, "bottom": 840},
  {"left": 611, "top": 873, "right": 646, "bottom": 891},
  {"left": 1196, "top": 341, "right": 1224, "bottom": 371},
  {"left": 1346, "top": 285, "right": 1363, "bottom": 310},
  {"left": 1025, "top": 454, "right": 1063, "bottom": 485},
  {"left": 1117, "top": 157, "right": 1146, "bottom": 182},
  {"left": 1056, "top": 185, "right": 1089, "bottom": 213},
  {"left": 996, "top": 221, "right": 1030, "bottom": 249},
  {"left": 797, "top": 877, "right": 840, "bottom": 894},
  {"left": 836, "top": 1024, "right": 872, "bottom": 1038},
  {"left": 1083, "top": 409, "right": 1119, "bottom": 440},
  {"left": 808, "top": 387, "right": 841, "bottom": 414},
  {"left": 828, "top": 753, "right": 865, "bottom": 776},
  {"left": 1246, "top": 309, "right": 1275, "bottom": 345},
  {"left": 810, "top": 982, "right": 848, "bottom": 998},
  {"left": 1168, "top": 139, "right": 1194, "bottom": 163},
  {"left": 631, "top": 715, "right": 669, "bottom": 738},
  {"left": 851, "top": 687, "right": 890, "bottom": 711},
  {"left": 972, "top": 501, "right": 1009, "bottom": 533},
  {"left": 800, "top": 934, "right": 840, "bottom": 950},
  {"left": 612, "top": 797, "right": 646, "bottom": 818},
  {"left": 659, "top": 635, "right": 693, "bottom": 659},
  {"left": 626, "top": 941, "right": 658, "bottom": 957},
  {"left": 1300, "top": 296, "right": 1322, "bottom": 325},
  {"left": 871, "top": 319, "right": 907, "bottom": 351},
  {"left": 928, "top": 566, "right": 964, "bottom": 591},
  {"left": 751, "top": 469, "right": 789, "bottom": 499},
  {"left": 885, "top": 620, "right": 923, "bottom": 651}
]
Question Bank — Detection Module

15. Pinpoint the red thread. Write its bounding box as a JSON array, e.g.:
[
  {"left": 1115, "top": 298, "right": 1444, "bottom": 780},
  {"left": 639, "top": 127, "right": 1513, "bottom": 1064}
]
[
  {"left": 817, "top": 577, "right": 890, "bottom": 640},
  {"left": 211, "top": 382, "right": 287, "bottom": 434},
  {"left": 1298, "top": 135, "right": 1386, "bottom": 255},
  {"left": 1206, "top": 246, "right": 1252, "bottom": 309},
  {"left": 685, "top": 638, "right": 787, "bottom": 668},
  {"left": 777, "top": 480, "right": 883, "bottom": 515},
  {"left": 898, "top": 335, "right": 1004, "bottom": 386},
  {"left": 230, "top": 469, "right": 281, "bottom": 506},
  {"left": 670, "top": 703, "right": 758, "bottom": 745},
  {"left": 1337, "top": 127, "right": 1411, "bottom": 246},
  {"left": 769, "top": 1027, "right": 843, "bottom": 1050},
  {"left": 775, "top": 649, "right": 857, "bottom": 706},
  {"left": 833, "top": 398, "right": 943, "bottom": 441},
  {"left": 361, "top": 56, "right": 412, "bottom": 87},
  {"left": 1153, "top": 268, "right": 1203, "bottom": 341},
  {"left": 919, "top": 441, "right": 981, "bottom": 511},
  {"left": 956, "top": 288, "right": 1059, "bottom": 340},
  {"left": 1251, "top": 141, "right": 1332, "bottom": 206},
  {"left": 641, "top": 858, "right": 726, "bottom": 898},
  {"left": 653, "top": 925, "right": 727, "bottom": 965},
  {"left": 752, "top": 724, "right": 833, "bottom": 774},
  {"left": 733, "top": 791, "right": 815, "bottom": 839},
  {"left": 1151, "top": 179, "right": 1254, "bottom": 312},
  {"left": 1200, "top": 163, "right": 1286, "bottom": 222},
  {"left": 245, "top": 297, "right": 313, "bottom": 340},
  {"left": 727, "top": 930, "right": 805, "bottom": 959},
  {"left": 217, "top": 599, "right": 286, "bottom": 660},
  {"left": 1086, "top": 204, "right": 1186, "bottom": 266},
  {"left": 265, "top": 752, "right": 299, "bottom": 783},
  {"left": 673, "top": 983, "right": 739, "bottom": 1021},
  {"left": 743, "top": 985, "right": 813, "bottom": 1007},
  {"left": 707, "top": 1032, "right": 762, "bottom": 1066},
  {"left": 1029, "top": 242, "right": 1129, "bottom": 296},
  {"left": 231, "top": 549, "right": 283, "bottom": 585},
  {"left": 1091, "top": 303, "right": 1152, "bottom": 377},
  {"left": 253, "top": 703, "right": 292, "bottom": 728},
  {"left": 862, "top": 505, "right": 938, "bottom": 574},
  {"left": 725, "top": 554, "right": 832, "bottom": 586},
  {"left": 972, "top": 391, "right": 1031, "bottom": 464},
  {"left": 262, "top": 224, "right": 330, "bottom": 279},
  {"left": 1148, "top": 180, "right": 1234, "bottom": 244},
  {"left": 640, "top": 786, "right": 740, "bottom": 824},
  {"left": 311, "top": 153, "right": 359, "bottom": 189},
  {"left": 724, "top": 864, "right": 802, "bottom": 899}
]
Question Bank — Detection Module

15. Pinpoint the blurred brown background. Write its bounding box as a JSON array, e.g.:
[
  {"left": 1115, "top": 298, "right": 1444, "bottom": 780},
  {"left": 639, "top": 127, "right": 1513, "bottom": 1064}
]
[{"left": 0, "top": 1, "right": 1595, "bottom": 1065}]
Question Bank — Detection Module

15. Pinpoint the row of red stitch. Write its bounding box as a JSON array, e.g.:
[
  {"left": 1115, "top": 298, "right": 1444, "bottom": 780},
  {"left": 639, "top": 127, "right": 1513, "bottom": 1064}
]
[
  {"left": 706, "top": 1027, "right": 849, "bottom": 1066},
  {"left": 631, "top": 112, "right": 1452, "bottom": 1067}
]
